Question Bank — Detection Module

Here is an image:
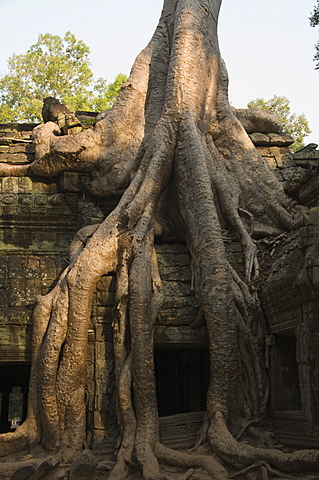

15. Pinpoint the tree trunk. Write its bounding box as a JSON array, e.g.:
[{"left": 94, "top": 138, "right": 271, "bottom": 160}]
[{"left": 1, "top": 0, "right": 318, "bottom": 478}]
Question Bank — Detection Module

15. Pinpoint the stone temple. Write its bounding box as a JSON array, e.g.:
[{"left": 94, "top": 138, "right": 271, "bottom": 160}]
[{"left": 1, "top": 116, "right": 319, "bottom": 452}]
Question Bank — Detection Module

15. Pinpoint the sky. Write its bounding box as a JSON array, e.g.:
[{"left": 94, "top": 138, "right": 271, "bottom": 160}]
[{"left": 0, "top": 0, "right": 318, "bottom": 143}]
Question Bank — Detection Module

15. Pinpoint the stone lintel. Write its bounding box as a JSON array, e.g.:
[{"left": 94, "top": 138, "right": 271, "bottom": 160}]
[{"left": 154, "top": 325, "right": 208, "bottom": 347}]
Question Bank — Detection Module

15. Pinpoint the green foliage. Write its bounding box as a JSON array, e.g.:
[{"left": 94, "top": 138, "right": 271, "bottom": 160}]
[
  {"left": 310, "top": 1, "right": 319, "bottom": 70},
  {"left": 247, "top": 95, "right": 311, "bottom": 152},
  {"left": 0, "top": 32, "right": 127, "bottom": 123},
  {"left": 91, "top": 74, "right": 128, "bottom": 112}
]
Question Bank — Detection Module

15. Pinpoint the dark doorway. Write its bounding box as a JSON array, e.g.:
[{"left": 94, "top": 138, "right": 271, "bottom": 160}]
[
  {"left": 0, "top": 364, "right": 30, "bottom": 433},
  {"left": 154, "top": 348, "right": 210, "bottom": 417},
  {"left": 271, "top": 335, "right": 301, "bottom": 411}
]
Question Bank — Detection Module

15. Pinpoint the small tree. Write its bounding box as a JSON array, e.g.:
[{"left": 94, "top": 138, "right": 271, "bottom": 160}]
[
  {"left": 0, "top": 32, "right": 127, "bottom": 123},
  {"left": 310, "top": 0, "right": 319, "bottom": 69},
  {"left": 91, "top": 74, "right": 128, "bottom": 112},
  {"left": 247, "top": 95, "right": 311, "bottom": 151}
]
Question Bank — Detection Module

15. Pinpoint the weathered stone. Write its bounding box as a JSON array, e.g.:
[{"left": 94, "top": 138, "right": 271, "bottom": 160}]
[
  {"left": 1, "top": 153, "right": 29, "bottom": 163},
  {"left": 2, "top": 177, "right": 19, "bottom": 193},
  {"left": 154, "top": 325, "right": 208, "bottom": 346},
  {"left": 96, "top": 459, "right": 115, "bottom": 471},
  {"left": 42, "top": 97, "right": 83, "bottom": 135},
  {"left": 61, "top": 172, "right": 81, "bottom": 192},
  {"left": 10, "top": 463, "right": 35, "bottom": 480},
  {"left": 69, "top": 450, "right": 98, "bottom": 480},
  {"left": 18, "top": 177, "right": 33, "bottom": 193},
  {"left": 0, "top": 123, "right": 36, "bottom": 132},
  {"left": 293, "top": 143, "right": 319, "bottom": 164},
  {"left": 9, "top": 145, "right": 27, "bottom": 154},
  {"left": 299, "top": 174, "right": 319, "bottom": 206},
  {"left": 45, "top": 467, "right": 66, "bottom": 480},
  {"left": 27, "top": 459, "right": 54, "bottom": 480},
  {"left": 249, "top": 131, "right": 294, "bottom": 147},
  {"left": 233, "top": 108, "right": 283, "bottom": 134},
  {"left": 304, "top": 207, "right": 319, "bottom": 226},
  {"left": 268, "top": 132, "right": 295, "bottom": 146}
]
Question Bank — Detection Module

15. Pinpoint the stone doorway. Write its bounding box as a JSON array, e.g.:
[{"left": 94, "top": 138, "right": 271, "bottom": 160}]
[
  {"left": 0, "top": 363, "right": 30, "bottom": 433},
  {"left": 154, "top": 348, "right": 210, "bottom": 417},
  {"left": 270, "top": 334, "right": 301, "bottom": 411}
]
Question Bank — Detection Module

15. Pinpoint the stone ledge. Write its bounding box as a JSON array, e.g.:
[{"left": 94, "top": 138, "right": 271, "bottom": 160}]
[
  {"left": 154, "top": 325, "right": 208, "bottom": 346},
  {"left": 249, "top": 132, "right": 294, "bottom": 147}
]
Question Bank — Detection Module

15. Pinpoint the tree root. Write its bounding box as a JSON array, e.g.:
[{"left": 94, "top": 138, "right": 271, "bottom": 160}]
[
  {"left": 155, "top": 443, "right": 229, "bottom": 480},
  {"left": 1, "top": 2, "right": 318, "bottom": 479},
  {"left": 208, "top": 411, "right": 319, "bottom": 473},
  {"left": 229, "top": 460, "right": 294, "bottom": 479}
]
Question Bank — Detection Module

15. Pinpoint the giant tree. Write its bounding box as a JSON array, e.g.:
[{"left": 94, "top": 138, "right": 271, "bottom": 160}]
[{"left": 1, "top": 1, "right": 319, "bottom": 479}]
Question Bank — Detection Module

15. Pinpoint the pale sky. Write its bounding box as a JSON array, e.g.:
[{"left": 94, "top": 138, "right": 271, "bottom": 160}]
[{"left": 0, "top": 0, "right": 318, "bottom": 143}]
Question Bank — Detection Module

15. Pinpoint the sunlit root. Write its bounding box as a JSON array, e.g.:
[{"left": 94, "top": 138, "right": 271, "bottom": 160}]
[
  {"left": 208, "top": 411, "right": 319, "bottom": 473},
  {"left": 229, "top": 460, "right": 293, "bottom": 479}
]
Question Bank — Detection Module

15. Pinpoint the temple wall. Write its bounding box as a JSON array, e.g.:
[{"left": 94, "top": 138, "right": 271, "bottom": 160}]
[{"left": 1, "top": 121, "right": 319, "bottom": 447}]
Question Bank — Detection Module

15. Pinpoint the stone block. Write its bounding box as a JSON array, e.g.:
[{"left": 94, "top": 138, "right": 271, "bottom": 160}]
[
  {"left": 304, "top": 207, "right": 319, "bottom": 227},
  {"left": 92, "top": 428, "right": 106, "bottom": 443},
  {"left": 156, "top": 243, "right": 189, "bottom": 255},
  {"left": 69, "top": 450, "right": 98, "bottom": 480},
  {"left": 45, "top": 467, "right": 66, "bottom": 480},
  {"left": 310, "top": 266, "right": 319, "bottom": 285},
  {"left": 96, "top": 288, "right": 111, "bottom": 306},
  {"left": 162, "top": 295, "right": 195, "bottom": 309},
  {"left": 8, "top": 259, "right": 25, "bottom": 279},
  {"left": 2, "top": 177, "right": 19, "bottom": 193},
  {"left": 9, "top": 144, "right": 27, "bottom": 154},
  {"left": 95, "top": 306, "right": 113, "bottom": 323},
  {"left": 95, "top": 323, "right": 107, "bottom": 341},
  {"left": 162, "top": 280, "right": 192, "bottom": 298},
  {"left": 48, "top": 194, "right": 66, "bottom": 207},
  {"left": 0, "top": 257, "right": 8, "bottom": 283},
  {"left": 154, "top": 325, "right": 208, "bottom": 346},
  {"left": 87, "top": 411, "right": 94, "bottom": 430},
  {"left": 18, "top": 177, "right": 33, "bottom": 193},
  {"left": 20, "top": 194, "right": 35, "bottom": 206},
  {"left": 26, "top": 257, "right": 40, "bottom": 279},
  {"left": 160, "top": 265, "right": 191, "bottom": 281},
  {"left": 263, "top": 156, "right": 277, "bottom": 170},
  {"left": 0, "top": 287, "right": 9, "bottom": 308},
  {"left": 157, "top": 305, "right": 198, "bottom": 326},
  {"left": 96, "top": 460, "right": 115, "bottom": 471},
  {"left": 87, "top": 394, "right": 95, "bottom": 412},
  {"left": 34, "top": 194, "right": 48, "bottom": 206},
  {"left": 61, "top": 172, "right": 81, "bottom": 192},
  {"left": 40, "top": 258, "right": 57, "bottom": 286},
  {"left": 3, "top": 153, "right": 29, "bottom": 163},
  {"left": 10, "top": 463, "right": 35, "bottom": 480},
  {"left": 157, "top": 252, "right": 178, "bottom": 267},
  {"left": 96, "top": 275, "right": 114, "bottom": 291},
  {"left": 93, "top": 411, "right": 106, "bottom": 430},
  {"left": 25, "top": 279, "right": 41, "bottom": 303},
  {"left": 281, "top": 166, "right": 305, "bottom": 182},
  {"left": 175, "top": 252, "right": 191, "bottom": 266},
  {"left": 9, "top": 280, "right": 27, "bottom": 306},
  {"left": 27, "top": 458, "right": 59, "bottom": 480},
  {"left": 2, "top": 193, "right": 19, "bottom": 206}
]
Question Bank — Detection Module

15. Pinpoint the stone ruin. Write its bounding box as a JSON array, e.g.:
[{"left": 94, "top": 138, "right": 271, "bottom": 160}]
[{"left": 1, "top": 116, "right": 319, "bottom": 459}]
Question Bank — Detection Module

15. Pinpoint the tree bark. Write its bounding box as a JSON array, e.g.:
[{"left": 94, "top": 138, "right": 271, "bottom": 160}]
[{"left": 0, "top": 0, "right": 318, "bottom": 478}]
